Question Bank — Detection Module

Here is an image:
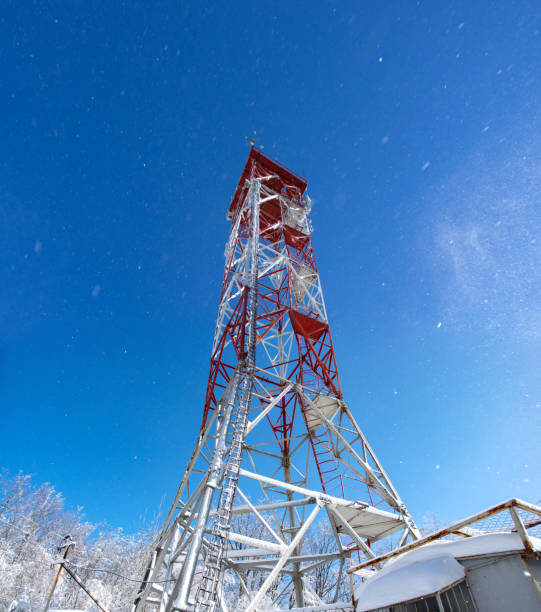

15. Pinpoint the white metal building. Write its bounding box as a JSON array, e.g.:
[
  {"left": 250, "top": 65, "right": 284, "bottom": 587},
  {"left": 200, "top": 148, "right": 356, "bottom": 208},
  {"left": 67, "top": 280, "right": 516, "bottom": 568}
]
[{"left": 351, "top": 498, "right": 541, "bottom": 612}]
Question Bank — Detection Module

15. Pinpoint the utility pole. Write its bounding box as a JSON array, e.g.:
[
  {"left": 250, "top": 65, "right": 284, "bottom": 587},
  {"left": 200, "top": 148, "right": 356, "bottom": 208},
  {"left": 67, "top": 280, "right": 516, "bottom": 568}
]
[
  {"left": 44, "top": 535, "right": 74, "bottom": 612},
  {"left": 44, "top": 535, "right": 109, "bottom": 612}
]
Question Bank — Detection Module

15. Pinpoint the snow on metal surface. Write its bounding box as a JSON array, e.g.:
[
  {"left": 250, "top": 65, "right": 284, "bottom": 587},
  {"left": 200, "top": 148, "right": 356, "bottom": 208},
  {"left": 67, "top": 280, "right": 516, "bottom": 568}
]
[
  {"left": 355, "top": 554, "right": 464, "bottom": 611},
  {"left": 383, "top": 532, "right": 541, "bottom": 564},
  {"left": 335, "top": 505, "right": 405, "bottom": 541},
  {"left": 354, "top": 533, "right": 541, "bottom": 611},
  {"left": 304, "top": 393, "right": 340, "bottom": 432}
]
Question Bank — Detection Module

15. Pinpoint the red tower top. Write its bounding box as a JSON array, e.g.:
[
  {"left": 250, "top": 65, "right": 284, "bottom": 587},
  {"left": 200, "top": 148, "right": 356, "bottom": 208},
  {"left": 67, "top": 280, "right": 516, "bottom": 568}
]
[{"left": 227, "top": 148, "right": 307, "bottom": 220}]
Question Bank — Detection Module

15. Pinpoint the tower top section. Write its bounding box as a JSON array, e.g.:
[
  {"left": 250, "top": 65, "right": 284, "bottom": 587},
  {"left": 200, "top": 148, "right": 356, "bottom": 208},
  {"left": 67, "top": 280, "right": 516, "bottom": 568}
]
[{"left": 227, "top": 148, "right": 307, "bottom": 220}]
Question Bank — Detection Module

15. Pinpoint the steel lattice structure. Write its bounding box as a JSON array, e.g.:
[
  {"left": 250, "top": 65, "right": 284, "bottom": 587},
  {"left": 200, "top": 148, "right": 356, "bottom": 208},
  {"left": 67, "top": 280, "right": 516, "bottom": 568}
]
[{"left": 133, "top": 149, "right": 420, "bottom": 612}]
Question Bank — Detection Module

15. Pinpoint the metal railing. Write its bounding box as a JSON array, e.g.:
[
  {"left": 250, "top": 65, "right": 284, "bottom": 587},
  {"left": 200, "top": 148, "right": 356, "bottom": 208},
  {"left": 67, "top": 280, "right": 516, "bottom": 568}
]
[{"left": 348, "top": 497, "right": 541, "bottom": 575}]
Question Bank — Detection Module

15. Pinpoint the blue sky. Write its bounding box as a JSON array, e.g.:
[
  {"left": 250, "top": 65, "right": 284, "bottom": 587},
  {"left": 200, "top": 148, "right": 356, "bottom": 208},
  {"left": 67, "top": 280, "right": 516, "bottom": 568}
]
[{"left": 1, "top": 2, "right": 540, "bottom": 531}]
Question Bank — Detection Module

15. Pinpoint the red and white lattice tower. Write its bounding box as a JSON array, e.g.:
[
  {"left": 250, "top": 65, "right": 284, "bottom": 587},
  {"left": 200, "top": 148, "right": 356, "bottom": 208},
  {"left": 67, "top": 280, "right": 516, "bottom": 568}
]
[{"left": 133, "top": 149, "right": 420, "bottom": 612}]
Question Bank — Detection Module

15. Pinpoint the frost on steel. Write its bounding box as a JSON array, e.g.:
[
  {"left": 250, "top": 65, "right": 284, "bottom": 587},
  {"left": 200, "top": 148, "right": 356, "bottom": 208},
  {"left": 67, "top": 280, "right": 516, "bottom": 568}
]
[{"left": 133, "top": 149, "right": 420, "bottom": 612}]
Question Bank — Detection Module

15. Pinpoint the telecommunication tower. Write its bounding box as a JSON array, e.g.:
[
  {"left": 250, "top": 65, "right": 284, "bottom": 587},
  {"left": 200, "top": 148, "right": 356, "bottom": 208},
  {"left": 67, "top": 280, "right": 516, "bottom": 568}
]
[{"left": 133, "top": 149, "right": 420, "bottom": 612}]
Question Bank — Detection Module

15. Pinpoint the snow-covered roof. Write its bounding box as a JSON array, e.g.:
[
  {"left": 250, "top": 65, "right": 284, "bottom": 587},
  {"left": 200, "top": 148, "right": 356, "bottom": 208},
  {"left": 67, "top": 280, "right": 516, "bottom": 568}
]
[
  {"left": 386, "top": 532, "right": 541, "bottom": 565},
  {"left": 356, "top": 554, "right": 464, "bottom": 611},
  {"left": 355, "top": 533, "right": 541, "bottom": 611}
]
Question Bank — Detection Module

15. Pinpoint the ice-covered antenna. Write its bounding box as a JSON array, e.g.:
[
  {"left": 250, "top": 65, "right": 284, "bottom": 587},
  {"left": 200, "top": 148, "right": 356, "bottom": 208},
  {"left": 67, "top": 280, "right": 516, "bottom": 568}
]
[
  {"left": 245, "top": 131, "right": 264, "bottom": 149},
  {"left": 245, "top": 131, "right": 257, "bottom": 147}
]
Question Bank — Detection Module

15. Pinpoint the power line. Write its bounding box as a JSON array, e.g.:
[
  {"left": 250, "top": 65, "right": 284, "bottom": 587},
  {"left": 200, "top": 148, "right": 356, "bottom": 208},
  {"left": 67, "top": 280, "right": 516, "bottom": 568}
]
[
  {"left": 0, "top": 517, "right": 168, "bottom": 586},
  {"left": 0, "top": 515, "right": 168, "bottom": 586},
  {"left": 57, "top": 559, "right": 175, "bottom": 584}
]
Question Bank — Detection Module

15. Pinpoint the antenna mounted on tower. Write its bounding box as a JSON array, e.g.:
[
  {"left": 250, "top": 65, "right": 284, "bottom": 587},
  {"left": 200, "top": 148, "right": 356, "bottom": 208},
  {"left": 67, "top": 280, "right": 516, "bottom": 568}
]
[{"left": 245, "top": 130, "right": 263, "bottom": 149}]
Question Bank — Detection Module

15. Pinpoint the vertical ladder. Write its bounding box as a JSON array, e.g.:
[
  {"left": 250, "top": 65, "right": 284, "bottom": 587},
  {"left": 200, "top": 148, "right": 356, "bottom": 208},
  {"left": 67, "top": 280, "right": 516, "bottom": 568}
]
[
  {"left": 195, "top": 177, "right": 260, "bottom": 612},
  {"left": 194, "top": 370, "right": 253, "bottom": 612}
]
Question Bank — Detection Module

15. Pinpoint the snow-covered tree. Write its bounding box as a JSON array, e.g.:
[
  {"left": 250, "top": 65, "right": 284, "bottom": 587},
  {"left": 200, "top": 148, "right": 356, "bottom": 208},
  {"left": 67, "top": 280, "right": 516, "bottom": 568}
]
[{"left": 0, "top": 470, "right": 154, "bottom": 612}]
